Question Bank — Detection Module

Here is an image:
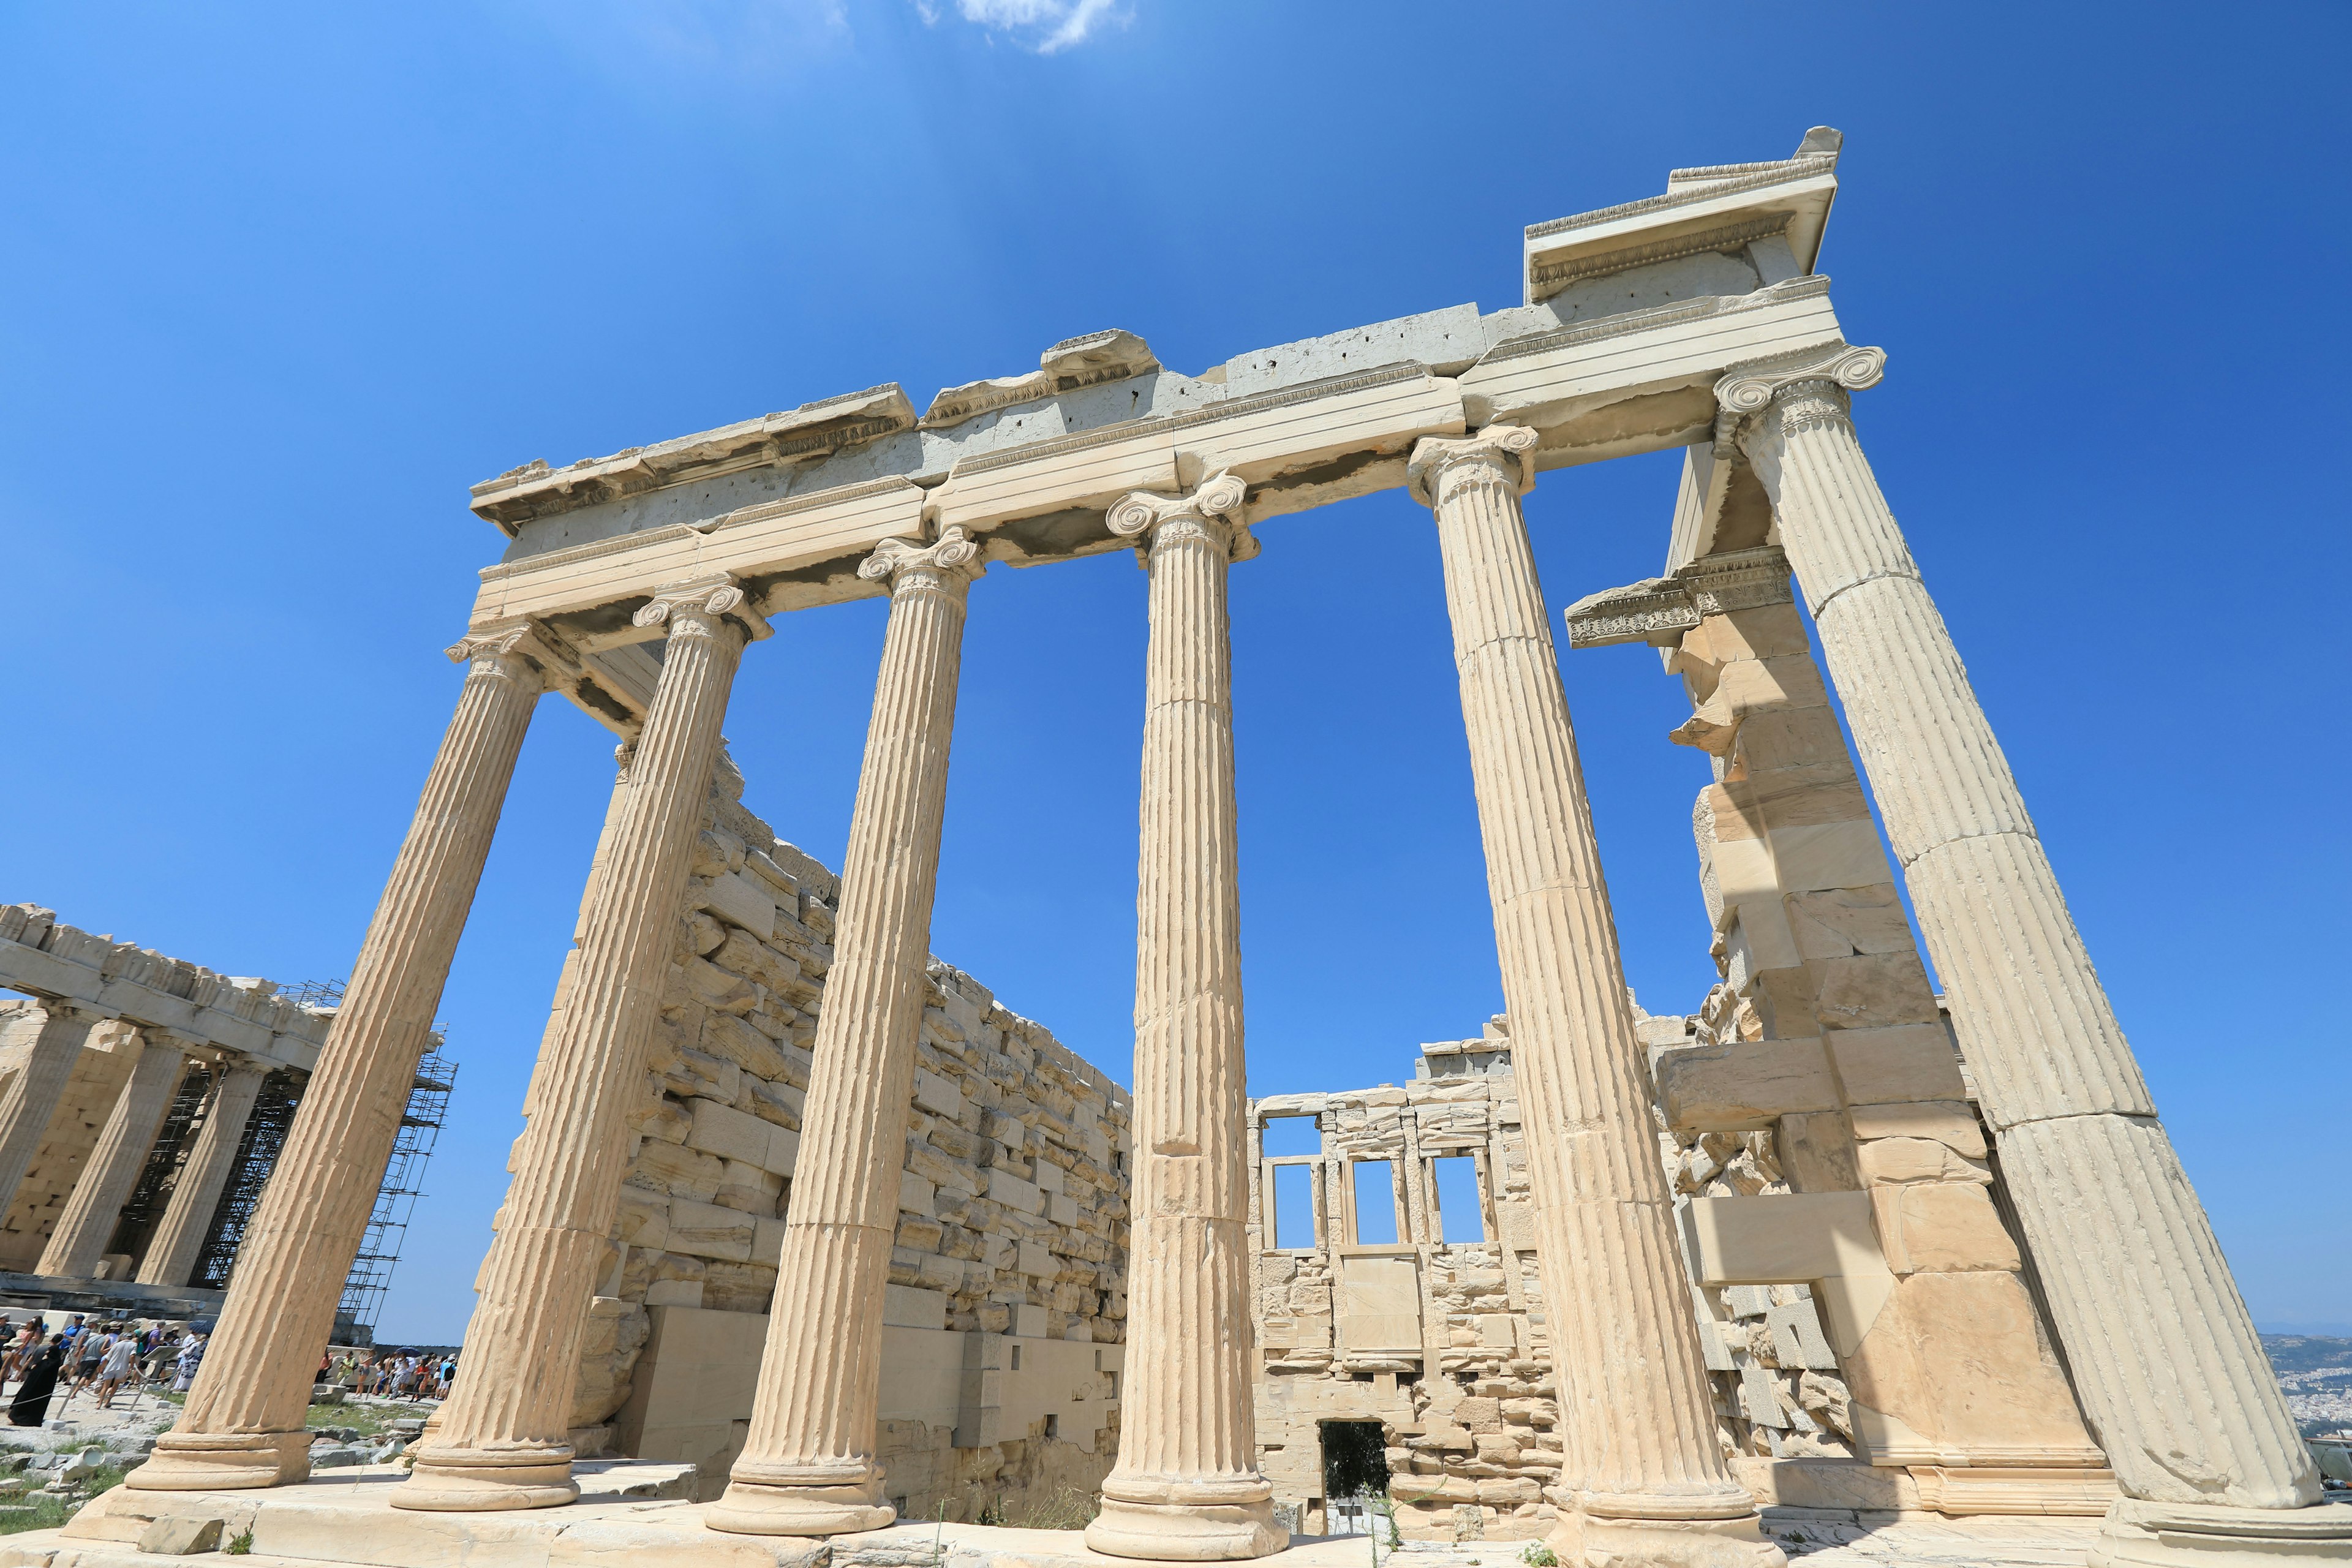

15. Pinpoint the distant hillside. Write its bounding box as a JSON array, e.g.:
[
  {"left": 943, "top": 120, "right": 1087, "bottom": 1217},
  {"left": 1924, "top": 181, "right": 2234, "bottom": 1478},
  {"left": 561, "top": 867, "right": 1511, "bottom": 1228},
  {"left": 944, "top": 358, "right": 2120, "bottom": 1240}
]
[{"left": 2264, "top": 1335, "right": 2352, "bottom": 1435}]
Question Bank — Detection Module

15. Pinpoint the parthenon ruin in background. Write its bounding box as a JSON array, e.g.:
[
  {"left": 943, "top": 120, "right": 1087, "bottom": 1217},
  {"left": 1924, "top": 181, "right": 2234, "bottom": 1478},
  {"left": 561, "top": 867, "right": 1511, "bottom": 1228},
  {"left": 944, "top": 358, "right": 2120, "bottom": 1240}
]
[{"left": 71, "top": 126, "right": 2347, "bottom": 1567}]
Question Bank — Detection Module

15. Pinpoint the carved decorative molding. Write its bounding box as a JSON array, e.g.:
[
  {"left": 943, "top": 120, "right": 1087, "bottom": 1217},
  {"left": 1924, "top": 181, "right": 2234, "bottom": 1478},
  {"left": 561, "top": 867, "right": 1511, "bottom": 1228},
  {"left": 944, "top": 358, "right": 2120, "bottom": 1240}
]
[
  {"left": 1712, "top": 343, "right": 1886, "bottom": 454},
  {"left": 1406, "top": 424, "right": 1539, "bottom": 508},
  {"left": 1562, "top": 546, "right": 1795, "bottom": 650},
  {"left": 1526, "top": 155, "right": 1838, "bottom": 241},
  {"left": 1107, "top": 472, "right": 1256, "bottom": 561},
  {"left": 857, "top": 524, "right": 982, "bottom": 591},
  {"left": 630, "top": 572, "right": 774, "bottom": 642},
  {"left": 1528, "top": 213, "right": 1792, "bottom": 296},
  {"left": 442, "top": 619, "right": 577, "bottom": 688}
]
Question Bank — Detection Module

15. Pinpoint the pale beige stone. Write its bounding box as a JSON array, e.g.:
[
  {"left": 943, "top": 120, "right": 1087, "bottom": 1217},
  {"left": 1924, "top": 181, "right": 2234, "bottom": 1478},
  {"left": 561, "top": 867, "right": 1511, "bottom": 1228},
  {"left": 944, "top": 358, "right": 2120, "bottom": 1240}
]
[
  {"left": 133, "top": 622, "right": 552, "bottom": 1495},
  {"left": 1085, "top": 474, "right": 1284, "bottom": 1562},
  {"left": 136, "top": 1062, "right": 265, "bottom": 1287},
  {"left": 1408, "top": 426, "right": 1777, "bottom": 1568},
  {"left": 400, "top": 579, "right": 760, "bottom": 1512},
  {"left": 37, "top": 1032, "right": 187, "bottom": 1278},
  {"left": 714, "top": 526, "right": 979, "bottom": 1538},
  {"left": 1728, "top": 349, "right": 2324, "bottom": 1525}
]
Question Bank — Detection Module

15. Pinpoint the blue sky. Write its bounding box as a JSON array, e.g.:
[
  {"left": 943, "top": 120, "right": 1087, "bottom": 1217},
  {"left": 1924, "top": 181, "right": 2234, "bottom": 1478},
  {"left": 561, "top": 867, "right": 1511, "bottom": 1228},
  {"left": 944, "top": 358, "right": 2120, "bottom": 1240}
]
[{"left": 2, "top": 2, "right": 2345, "bottom": 1344}]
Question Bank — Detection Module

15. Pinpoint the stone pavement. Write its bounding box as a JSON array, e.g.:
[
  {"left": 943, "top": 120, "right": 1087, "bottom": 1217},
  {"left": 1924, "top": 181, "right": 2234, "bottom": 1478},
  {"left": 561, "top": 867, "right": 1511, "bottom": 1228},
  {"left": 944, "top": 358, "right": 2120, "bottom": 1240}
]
[{"left": 0, "top": 1458, "right": 2106, "bottom": 1568}]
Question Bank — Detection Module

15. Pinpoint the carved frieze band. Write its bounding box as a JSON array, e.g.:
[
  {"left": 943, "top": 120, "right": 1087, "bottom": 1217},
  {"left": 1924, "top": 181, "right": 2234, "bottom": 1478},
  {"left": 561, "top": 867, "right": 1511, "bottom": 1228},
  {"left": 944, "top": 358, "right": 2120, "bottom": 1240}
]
[
  {"left": 858, "top": 523, "right": 983, "bottom": 595},
  {"left": 1712, "top": 343, "right": 1886, "bottom": 454},
  {"left": 1107, "top": 471, "right": 1257, "bottom": 561},
  {"left": 1406, "top": 424, "right": 1539, "bottom": 510},
  {"left": 630, "top": 571, "right": 774, "bottom": 642},
  {"left": 1561, "top": 545, "right": 1795, "bottom": 650}
]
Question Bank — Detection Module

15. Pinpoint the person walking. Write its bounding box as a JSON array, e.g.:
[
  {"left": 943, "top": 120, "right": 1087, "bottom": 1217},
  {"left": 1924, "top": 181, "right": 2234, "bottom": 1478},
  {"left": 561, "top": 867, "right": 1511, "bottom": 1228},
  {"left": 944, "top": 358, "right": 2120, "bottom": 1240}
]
[
  {"left": 63, "top": 1324, "right": 114, "bottom": 1406},
  {"left": 94, "top": 1331, "right": 138, "bottom": 1409}
]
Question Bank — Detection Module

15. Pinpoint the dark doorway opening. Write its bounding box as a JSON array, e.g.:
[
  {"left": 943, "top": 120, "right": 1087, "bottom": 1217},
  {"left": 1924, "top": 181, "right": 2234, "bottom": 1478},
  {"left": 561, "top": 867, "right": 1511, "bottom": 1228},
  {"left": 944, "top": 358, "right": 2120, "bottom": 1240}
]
[{"left": 1321, "top": 1419, "right": 1390, "bottom": 1504}]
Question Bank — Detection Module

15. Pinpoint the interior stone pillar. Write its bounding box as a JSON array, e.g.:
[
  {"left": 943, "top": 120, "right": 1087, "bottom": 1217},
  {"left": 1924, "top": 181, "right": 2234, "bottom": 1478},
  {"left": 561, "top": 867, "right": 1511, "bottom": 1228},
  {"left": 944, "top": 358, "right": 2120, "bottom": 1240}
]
[
  {"left": 710, "top": 526, "right": 979, "bottom": 1537},
  {"left": 398, "top": 575, "right": 762, "bottom": 1512},
  {"left": 1409, "top": 426, "right": 1781, "bottom": 1568},
  {"left": 1084, "top": 473, "right": 1286, "bottom": 1563},
  {"left": 1724, "top": 346, "right": 2352, "bottom": 1563},
  {"left": 137, "top": 1062, "right": 266, "bottom": 1287},
  {"left": 130, "top": 622, "right": 551, "bottom": 1494},
  {"left": 0, "top": 1004, "right": 107, "bottom": 1219},
  {"left": 37, "top": 1032, "right": 190, "bottom": 1278}
]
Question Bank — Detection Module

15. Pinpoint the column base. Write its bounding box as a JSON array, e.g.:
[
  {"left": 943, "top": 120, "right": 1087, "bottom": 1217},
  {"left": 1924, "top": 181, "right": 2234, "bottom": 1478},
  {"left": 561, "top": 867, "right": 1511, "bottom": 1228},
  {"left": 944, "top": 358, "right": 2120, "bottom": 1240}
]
[
  {"left": 2089, "top": 1498, "right": 2352, "bottom": 1568},
  {"left": 1548, "top": 1503, "right": 1786, "bottom": 1568},
  {"left": 706, "top": 1484, "right": 895, "bottom": 1537},
  {"left": 126, "top": 1430, "right": 311, "bottom": 1491},
  {"left": 390, "top": 1443, "right": 579, "bottom": 1512},
  {"left": 1084, "top": 1484, "right": 1288, "bottom": 1561},
  {"left": 707, "top": 1457, "right": 896, "bottom": 1536}
]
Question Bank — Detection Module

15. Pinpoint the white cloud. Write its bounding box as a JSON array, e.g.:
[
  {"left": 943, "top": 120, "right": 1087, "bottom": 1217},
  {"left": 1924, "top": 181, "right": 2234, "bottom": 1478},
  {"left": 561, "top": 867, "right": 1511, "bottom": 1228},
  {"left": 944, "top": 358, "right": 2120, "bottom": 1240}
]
[{"left": 925, "top": 0, "right": 1123, "bottom": 53}]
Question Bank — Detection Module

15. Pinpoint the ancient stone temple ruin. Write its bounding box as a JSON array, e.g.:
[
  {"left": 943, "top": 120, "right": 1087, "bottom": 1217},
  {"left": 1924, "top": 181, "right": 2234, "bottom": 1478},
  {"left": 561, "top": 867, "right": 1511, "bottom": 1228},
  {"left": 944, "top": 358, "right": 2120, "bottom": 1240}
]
[
  {"left": 0, "top": 915, "right": 342, "bottom": 1319},
  {"left": 31, "top": 126, "right": 2340, "bottom": 1568}
]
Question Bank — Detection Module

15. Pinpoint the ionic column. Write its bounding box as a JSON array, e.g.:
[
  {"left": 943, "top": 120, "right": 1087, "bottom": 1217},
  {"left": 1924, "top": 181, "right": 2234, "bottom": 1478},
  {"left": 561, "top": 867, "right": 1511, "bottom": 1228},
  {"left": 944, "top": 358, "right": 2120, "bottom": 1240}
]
[
  {"left": 130, "top": 622, "right": 551, "bottom": 1494},
  {"left": 1723, "top": 348, "right": 2351, "bottom": 1559},
  {"left": 137, "top": 1063, "right": 266, "bottom": 1287},
  {"left": 0, "top": 1004, "right": 108, "bottom": 1219},
  {"left": 1408, "top": 427, "right": 1781, "bottom": 1568},
  {"left": 1085, "top": 473, "right": 1286, "bottom": 1563},
  {"left": 398, "top": 575, "right": 762, "bottom": 1512},
  {"left": 37, "top": 1032, "right": 190, "bottom": 1278},
  {"left": 711, "top": 527, "right": 980, "bottom": 1537}
]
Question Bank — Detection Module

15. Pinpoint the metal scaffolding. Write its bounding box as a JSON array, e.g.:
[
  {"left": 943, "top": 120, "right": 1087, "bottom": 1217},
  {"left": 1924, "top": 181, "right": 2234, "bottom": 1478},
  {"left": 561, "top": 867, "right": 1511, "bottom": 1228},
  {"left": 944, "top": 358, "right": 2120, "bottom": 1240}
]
[
  {"left": 180, "top": 977, "right": 456, "bottom": 1345},
  {"left": 337, "top": 1038, "right": 456, "bottom": 1340}
]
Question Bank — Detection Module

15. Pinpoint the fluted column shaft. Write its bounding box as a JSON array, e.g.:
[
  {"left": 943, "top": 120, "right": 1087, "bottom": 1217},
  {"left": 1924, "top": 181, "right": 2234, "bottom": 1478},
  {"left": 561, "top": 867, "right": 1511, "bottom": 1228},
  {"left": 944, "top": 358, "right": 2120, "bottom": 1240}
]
[
  {"left": 1086, "top": 476, "right": 1284, "bottom": 1564},
  {"left": 38, "top": 1034, "right": 189, "bottom": 1278},
  {"left": 1412, "top": 428, "right": 1777, "bottom": 1568},
  {"left": 138, "top": 1064, "right": 266, "bottom": 1287},
  {"left": 712, "top": 528, "right": 979, "bottom": 1538},
  {"left": 0, "top": 1006, "right": 106, "bottom": 1219},
  {"left": 399, "top": 579, "right": 756, "bottom": 1513},
  {"left": 1732, "top": 361, "right": 2324, "bottom": 1521},
  {"left": 130, "top": 627, "right": 545, "bottom": 1494}
]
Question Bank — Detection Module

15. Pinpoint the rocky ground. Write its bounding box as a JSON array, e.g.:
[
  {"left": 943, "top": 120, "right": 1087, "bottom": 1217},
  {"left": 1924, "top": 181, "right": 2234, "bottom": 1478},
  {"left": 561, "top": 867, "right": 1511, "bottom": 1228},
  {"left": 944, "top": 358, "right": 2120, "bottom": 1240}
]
[{"left": 0, "top": 1386, "right": 437, "bottom": 1537}]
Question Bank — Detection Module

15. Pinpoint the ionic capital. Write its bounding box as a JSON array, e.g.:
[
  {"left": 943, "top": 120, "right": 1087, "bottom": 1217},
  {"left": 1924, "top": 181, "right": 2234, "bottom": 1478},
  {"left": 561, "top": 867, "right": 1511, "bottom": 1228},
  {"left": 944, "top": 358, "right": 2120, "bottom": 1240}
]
[
  {"left": 1107, "top": 470, "right": 1257, "bottom": 562},
  {"left": 631, "top": 573, "right": 772, "bottom": 643},
  {"left": 858, "top": 523, "right": 982, "bottom": 597},
  {"left": 443, "top": 619, "right": 574, "bottom": 690},
  {"left": 1406, "top": 424, "right": 1538, "bottom": 510},
  {"left": 1713, "top": 342, "right": 1885, "bottom": 454}
]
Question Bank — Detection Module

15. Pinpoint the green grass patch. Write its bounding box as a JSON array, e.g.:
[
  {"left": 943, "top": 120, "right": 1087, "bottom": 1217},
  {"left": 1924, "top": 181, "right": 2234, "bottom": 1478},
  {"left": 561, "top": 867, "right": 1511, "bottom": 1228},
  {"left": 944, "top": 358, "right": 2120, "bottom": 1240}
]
[{"left": 0, "top": 1460, "right": 128, "bottom": 1536}]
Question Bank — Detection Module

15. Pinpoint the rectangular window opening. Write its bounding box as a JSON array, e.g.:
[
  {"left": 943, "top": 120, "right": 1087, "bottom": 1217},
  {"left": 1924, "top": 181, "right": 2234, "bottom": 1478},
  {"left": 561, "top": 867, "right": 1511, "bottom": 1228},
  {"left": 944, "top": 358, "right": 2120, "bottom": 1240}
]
[
  {"left": 1273, "top": 1164, "right": 1317, "bottom": 1250},
  {"left": 1261, "top": 1116, "right": 1319, "bottom": 1157},
  {"left": 1351, "top": 1160, "right": 1399, "bottom": 1246},
  {"left": 1010, "top": 1344, "right": 1022, "bottom": 1371},
  {"left": 1432, "top": 1156, "right": 1485, "bottom": 1243}
]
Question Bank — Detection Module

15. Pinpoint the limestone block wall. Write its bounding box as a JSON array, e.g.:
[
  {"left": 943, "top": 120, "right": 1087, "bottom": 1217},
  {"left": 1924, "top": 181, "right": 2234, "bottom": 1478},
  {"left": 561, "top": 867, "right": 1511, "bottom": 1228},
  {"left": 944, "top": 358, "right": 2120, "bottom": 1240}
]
[
  {"left": 1249, "top": 1030, "right": 1564, "bottom": 1542},
  {"left": 566, "top": 749, "right": 1133, "bottom": 1521},
  {"left": 0, "top": 1014, "right": 140, "bottom": 1271}
]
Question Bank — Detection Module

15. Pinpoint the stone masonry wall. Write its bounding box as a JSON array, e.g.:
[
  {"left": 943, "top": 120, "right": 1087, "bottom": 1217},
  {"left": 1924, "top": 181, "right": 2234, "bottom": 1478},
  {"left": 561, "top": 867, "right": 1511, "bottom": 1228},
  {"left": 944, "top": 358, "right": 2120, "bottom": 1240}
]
[
  {"left": 1250, "top": 1023, "right": 1565, "bottom": 1543},
  {"left": 562, "top": 745, "right": 1133, "bottom": 1520}
]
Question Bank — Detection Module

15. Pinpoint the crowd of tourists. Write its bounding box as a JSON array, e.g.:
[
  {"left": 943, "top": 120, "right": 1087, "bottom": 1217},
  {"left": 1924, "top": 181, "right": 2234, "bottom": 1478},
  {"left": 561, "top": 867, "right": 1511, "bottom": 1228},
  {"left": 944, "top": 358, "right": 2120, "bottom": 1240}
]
[
  {"left": 0, "top": 1314, "right": 456, "bottom": 1430},
  {"left": 318, "top": 1346, "right": 456, "bottom": 1402},
  {"left": 0, "top": 1313, "right": 205, "bottom": 1427}
]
